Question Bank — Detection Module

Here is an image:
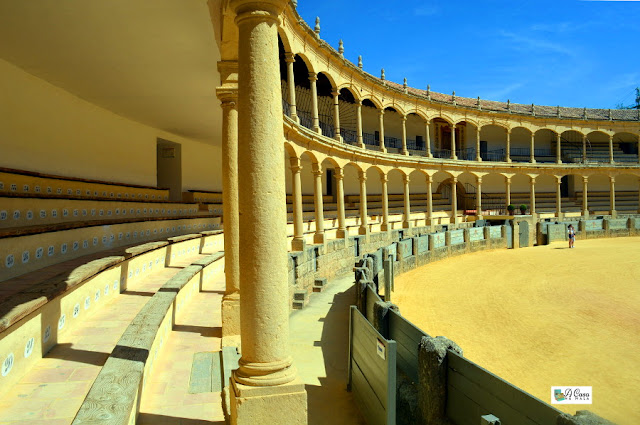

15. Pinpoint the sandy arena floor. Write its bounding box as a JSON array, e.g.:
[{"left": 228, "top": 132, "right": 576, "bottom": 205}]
[{"left": 394, "top": 237, "right": 640, "bottom": 425}]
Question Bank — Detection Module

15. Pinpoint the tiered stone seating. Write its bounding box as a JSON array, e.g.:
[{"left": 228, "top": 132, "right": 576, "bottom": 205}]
[
  {"left": 575, "top": 191, "right": 639, "bottom": 213},
  {"left": 561, "top": 141, "right": 638, "bottom": 163}
]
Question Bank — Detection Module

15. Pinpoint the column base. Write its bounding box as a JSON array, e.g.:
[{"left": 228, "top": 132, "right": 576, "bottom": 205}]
[
  {"left": 222, "top": 294, "right": 241, "bottom": 339},
  {"left": 336, "top": 229, "right": 348, "bottom": 239},
  {"left": 380, "top": 223, "right": 390, "bottom": 232},
  {"left": 358, "top": 226, "right": 369, "bottom": 236},
  {"left": 358, "top": 143, "right": 365, "bottom": 149},
  {"left": 557, "top": 212, "right": 564, "bottom": 221},
  {"left": 427, "top": 153, "right": 433, "bottom": 158},
  {"left": 230, "top": 376, "right": 308, "bottom": 425},
  {"left": 313, "top": 232, "right": 325, "bottom": 244},
  {"left": 380, "top": 147, "right": 387, "bottom": 153},
  {"left": 506, "top": 158, "right": 512, "bottom": 163},
  {"left": 291, "top": 238, "right": 306, "bottom": 252},
  {"left": 402, "top": 150, "right": 409, "bottom": 156},
  {"left": 402, "top": 221, "right": 411, "bottom": 229},
  {"left": 475, "top": 157, "right": 482, "bottom": 162},
  {"left": 452, "top": 155, "right": 458, "bottom": 160},
  {"left": 610, "top": 210, "right": 617, "bottom": 218},
  {"left": 476, "top": 214, "right": 483, "bottom": 220},
  {"left": 530, "top": 159, "right": 536, "bottom": 164},
  {"left": 556, "top": 160, "right": 562, "bottom": 164},
  {"left": 582, "top": 211, "right": 589, "bottom": 219}
]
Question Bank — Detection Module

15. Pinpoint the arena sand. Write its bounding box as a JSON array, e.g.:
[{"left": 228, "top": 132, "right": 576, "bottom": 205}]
[{"left": 393, "top": 237, "right": 640, "bottom": 424}]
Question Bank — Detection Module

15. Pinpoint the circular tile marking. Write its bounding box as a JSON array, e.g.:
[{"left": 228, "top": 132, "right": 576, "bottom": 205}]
[
  {"left": 24, "top": 338, "right": 35, "bottom": 358},
  {"left": 2, "top": 353, "right": 14, "bottom": 376},
  {"left": 5, "top": 254, "right": 15, "bottom": 268},
  {"left": 43, "top": 325, "right": 51, "bottom": 343},
  {"left": 73, "top": 303, "right": 80, "bottom": 318},
  {"left": 58, "top": 314, "right": 66, "bottom": 330},
  {"left": 84, "top": 296, "right": 90, "bottom": 310}
]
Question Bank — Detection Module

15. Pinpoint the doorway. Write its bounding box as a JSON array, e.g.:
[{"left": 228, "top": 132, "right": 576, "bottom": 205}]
[{"left": 157, "top": 139, "right": 182, "bottom": 202}]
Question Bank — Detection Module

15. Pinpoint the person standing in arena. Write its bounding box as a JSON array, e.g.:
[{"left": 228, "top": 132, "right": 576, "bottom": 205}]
[{"left": 568, "top": 224, "right": 576, "bottom": 248}]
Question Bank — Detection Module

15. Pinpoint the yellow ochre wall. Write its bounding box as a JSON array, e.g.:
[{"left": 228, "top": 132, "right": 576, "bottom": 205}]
[{"left": 0, "top": 58, "right": 222, "bottom": 192}]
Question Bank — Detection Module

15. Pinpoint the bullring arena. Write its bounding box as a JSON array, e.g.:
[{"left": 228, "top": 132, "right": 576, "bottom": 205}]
[{"left": 0, "top": 1, "right": 638, "bottom": 424}]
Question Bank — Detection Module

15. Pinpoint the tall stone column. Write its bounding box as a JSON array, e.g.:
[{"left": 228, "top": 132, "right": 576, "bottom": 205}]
[
  {"left": 230, "top": 1, "right": 307, "bottom": 422},
  {"left": 556, "top": 176, "right": 562, "bottom": 218},
  {"left": 451, "top": 123, "right": 457, "bottom": 159},
  {"left": 475, "top": 126, "right": 482, "bottom": 161},
  {"left": 609, "top": 134, "right": 615, "bottom": 164},
  {"left": 379, "top": 109, "right": 386, "bottom": 153},
  {"left": 285, "top": 52, "right": 298, "bottom": 122},
  {"left": 335, "top": 168, "right": 347, "bottom": 238},
  {"left": 582, "top": 134, "right": 587, "bottom": 163},
  {"left": 476, "top": 176, "right": 482, "bottom": 218},
  {"left": 309, "top": 72, "right": 320, "bottom": 134},
  {"left": 530, "top": 132, "right": 536, "bottom": 163},
  {"left": 312, "top": 163, "right": 325, "bottom": 244},
  {"left": 556, "top": 132, "right": 562, "bottom": 164},
  {"left": 403, "top": 174, "right": 411, "bottom": 228},
  {"left": 425, "top": 120, "right": 433, "bottom": 158},
  {"left": 530, "top": 177, "right": 536, "bottom": 215},
  {"left": 426, "top": 174, "right": 433, "bottom": 228},
  {"left": 356, "top": 101, "right": 364, "bottom": 148},
  {"left": 609, "top": 176, "right": 617, "bottom": 217},
  {"left": 380, "top": 174, "right": 389, "bottom": 231},
  {"left": 505, "top": 177, "right": 512, "bottom": 210},
  {"left": 401, "top": 116, "right": 408, "bottom": 155},
  {"left": 358, "top": 170, "right": 369, "bottom": 235},
  {"left": 218, "top": 88, "right": 241, "bottom": 341},
  {"left": 290, "top": 157, "right": 305, "bottom": 251},
  {"left": 332, "top": 90, "right": 341, "bottom": 141},
  {"left": 505, "top": 129, "right": 512, "bottom": 163},
  {"left": 582, "top": 176, "right": 589, "bottom": 218},
  {"left": 451, "top": 177, "right": 458, "bottom": 225}
]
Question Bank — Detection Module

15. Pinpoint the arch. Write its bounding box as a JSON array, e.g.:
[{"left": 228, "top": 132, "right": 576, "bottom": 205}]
[
  {"left": 534, "top": 127, "right": 558, "bottom": 136},
  {"left": 277, "top": 28, "right": 293, "bottom": 55},
  {"left": 434, "top": 113, "right": 454, "bottom": 126},
  {"left": 293, "top": 53, "right": 315, "bottom": 75},
  {"left": 361, "top": 96, "right": 383, "bottom": 110},
  {"left": 480, "top": 122, "right": 509, "bottom": 132},
  {"left": 383, "top": 103, "right": 406, "bottom": 117},
  {"left": 510, "top": 125, "right": 533, "bottom": 135},
  {"left": 455, "top": 117, "right": 479, "bottom": 128},
  {"left": 299, "top": 149, "right": 321, "bottom": 165},
  {"left": 338, "top": 86, "right": 359, "bottom": 103},
  {"left": 405, "top": 109, "right": 429, "bottom": 122},
  {"left": 317, "top": 72, "right": 337, "bottom": 93}
]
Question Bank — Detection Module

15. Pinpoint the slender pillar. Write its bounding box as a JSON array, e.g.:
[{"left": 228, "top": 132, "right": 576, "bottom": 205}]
[
  {"left": 451, "top": 123, "right": 457, "bottom": 159},
  {"left": 380, "top": 174, "right": 389, "bottom": 231},
  {"left": 609, "top": 176, "right": 616, "bottom": 217},
  {"left": 401, "top": 116, "right": 408, "bottom": 155},
  {"left": 556, "top": 132, "right": 562, "bottom": 164},
  {"left": 609, "top": 134, "right": 615, "bottom": 164},
  {"left": 335, "top": 168, "right": 347, "bottom": 238},
  {"left": 231, "top": 2, "right": 306, "bottom": 421},
  {"left": 505, "top": 177, "right": 512, "bottom": 211},
  {"left": 556, "top": 177, "right": 562, "bottom": 218},
  {"left": 312, "top": 163, "right": 325, "bottom": 244},
  {"left": 356, "top": 101, "right": 364, "bottom": 148},
  {"left": 218, "top": 91, "right": 241, "bottom": 339},
  {"left": 451, "top": 177, "right": 458, "bottom": 224},
  {"left": 426, "top": 174, "right": 433, "bottom": 226},
  {"left": 358, "top": 171, "right": 368, "bottom": 234},
  {"left": 425, "top": 120, "right": 433, "bottom": 158},
  {"left": 582, "top": 176, "right": 589, "bottom": 218},
  {"left": 506, "top": 129, "right": 512, "bottom": 163},
  {"left": 475, "top": 126, "right": 482, "bottom": 161},
  {"left": 284, "top": 53, "right": 298, "bottom": 121},
  {"left": 637, "top": 177, "right": 640, "bottom": 214},
  {"left": 476, "top": 176, "right": 483, "bottom": 218},
  {"left": 530, "top": 131, "right": 536, "bottom": 163},
  {"left": 309, "top": 72, "right": 320, "bottom": 134},
  {"left": 402, "top": 174, "right": 411, "bottom": 228},
  {"left": 530, "top": 177, "right": 536, "bottom": 215},
  {"left": 379, "top": 109, "right": 386, "bottom": 153},
  {"left": 290, "top": 157, "right": 305, "bottom": 251},
  {"left": 582, "top": 134, "right": 587, "bottom": 163},
  {"left": 332, "top": 90, "right": 341, "bottom": 141}
]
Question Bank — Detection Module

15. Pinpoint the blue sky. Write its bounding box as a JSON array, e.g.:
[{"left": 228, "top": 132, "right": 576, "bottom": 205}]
[{"left": 296, "top": 1, "right": 640, "bottom": 109}]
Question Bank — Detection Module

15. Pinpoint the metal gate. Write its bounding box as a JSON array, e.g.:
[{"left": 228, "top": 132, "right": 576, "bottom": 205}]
[
  {"left": 518, "top": 221, "right": 529, "bottom": 247},
  {"left": 506, "top": 220, "right": 513, "bottom": 249}
]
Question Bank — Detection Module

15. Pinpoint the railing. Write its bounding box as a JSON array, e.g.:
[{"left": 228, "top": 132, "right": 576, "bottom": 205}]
[
  {"left": 459, "top": 147, "right": 476, "bottom": 161},
  {"left": 319, "top": 120, "right": 334, "bottom": 139},
  {"left": 363, "top": 132, "right": 377, "bottom": 146},
  {"left": 384, "top": 136, "right": 402, "bottom": 149},
  {"left": 432, "top": 148, "right": 452, "bottom": 159},
  {"left": 341, "top": 128, "right": 358, "bottom": 144},
  {"left": 482, "top": 148, "right": 506, "bottom": 162},
  {"left": 282, "top": 98, "right": 291, "bottom": 117},
  {"left": 406, "top": 139, "right": 425, "bottom": 151},
  {"left": 297, "top": 109, "right": 313, "bottom": 130}
]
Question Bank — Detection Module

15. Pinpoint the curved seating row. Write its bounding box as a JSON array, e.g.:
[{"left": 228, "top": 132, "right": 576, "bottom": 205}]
[{"left": 0, "top": 168, "right": 169, "bottom": 201}]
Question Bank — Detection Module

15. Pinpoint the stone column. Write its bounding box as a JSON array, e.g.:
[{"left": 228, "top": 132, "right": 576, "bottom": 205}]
[
  {"left": 637, "top": 177, "right": 640, "bottom": 214},
  {"left": 451, "top": 123, "right": 457, "bottom": 159},
  {"left": 401, "top": 116, "right": 408, "bottom": 155},
  {"left": 475, "top": 126, "right": 482, "bottom": 161},
  {"left": 530, "top": 177, "right": 536, "bottom": 215},
  {"left": 556, "top": 132, "right": 562, "bottom": 164},
  {"left": 403, "top": 174, "right": 411, "bottom": 228},
  {"left": 379, "top": 109, "right": 386, "bottom": 153},
  {"left": 356, "top": 101, "right": 364, "bottom": 148},
  {"left": 284, "top": 52, "right": 298, "bottom": 122},
  {"left": 582, "top": 134, "right": 587, "bottom": 163},
  {"left": 309, "top": 72, "right": 320, "bottom": 134},
  {"left": 505, "top": 176, "right": 512, "bottom": 210},
  {"left": 218, "top": 90, "right": 241, "bottom": 340},
  {"left": 582, "top": 176, "right": 589, "bottom": 218},
  {"left": 230, "top": 2, "right": 306, "bottom": 422},
  {"left": 506, "top": 129, "right": 512, "bottom": 163},
  {"left": 476, "top": 176, "right": 483, "bottom": 218},
  {"left": 358, "top": 170, "right": 369, "bottom": 235},
  {"left": 426, "top": 174, "right": 433, "bottom": 226},
  {"left": 556, "top": 176, "right": 562, "bottom": 218},
  {"left": 425, "top": 120, "right": 433, "bottom": 158},
  {"left": 609, "top": 134, "right": 615, "bottom": 164},
  {"left": 312, "top": 163, "right": 325, "bottom": 244},
  {"left": 290, "top": 157, "right": 305, "bottom": 251},
  {"left": 335, "top": 168, "right": 347, "bottom": 238},
  {"left": 609, "top": 176, "right": 617, "bottom": 217},
  {"left": 332, "top": 90, "right": 341, "bottom": 141},
  {"left": 451, "top": 177, "right": 458, "bottom": 225},
  {"left": 381, "top": 174, "right": 389, "bottom": 231},
  {"left": 530, "top": 131, "right": 536, "bottom": 163}
]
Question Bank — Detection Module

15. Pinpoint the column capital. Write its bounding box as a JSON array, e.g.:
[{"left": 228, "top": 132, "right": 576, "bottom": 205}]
[
  {"left": 331, "top": 90, "right": 339, "bottom": 98},
  {"left": 231, "top": 0, "right": 287, "bottom": 24},
  {"left": 425, "top": 174, "right": 433, "bottom": 184},
  {"left": 582, "top": 175, "right": 589, "bottom": 183},
  {"left": 379, "top": 109, "right": 385, "bottom": 116},
  {"left": 284, "top": 52, "right": 295, "bottom": 63},
  {"left": 334, "top": 167, "right": 344, "bottom": 179},
  {"left": 505, "top": 176, "right": 511, "bottom": 183},
  {"left": 401, "top": 115, "right": 407, "bottom": 122},
  {"left": 311, "top": 163, "right": 323, "bottom": 175},
  {"left": 424, "top": 118, "right": 431, "bottom": 125},
  {"left": 530, "top": 176, "right": 537, "bottom": 184},
  {"left": 358, "top": 171, "right": 367, "bottom": 182},
  {"left": 216, "top": 88, "right": 238, "bottom": 105},
  {"left": 308, "top": 72, "right": 318, "bottom": 82},
  {"left": 609, "top": 176, "right": 616, "bottom": 183},
  {"left": 476, "top": 176, "right": 483, "bottom": 185},
  {"left": 380, "top": 174, "right": 388, "bottom": 183},
  {"left": 403, "top": 175, "right": 410, "bottom": 184},
  {"left": 556, "top": 176, "right": 563, "bottom": 184},
  {"left": 452, "top": 177, "right": 458, "bottom": 184}
]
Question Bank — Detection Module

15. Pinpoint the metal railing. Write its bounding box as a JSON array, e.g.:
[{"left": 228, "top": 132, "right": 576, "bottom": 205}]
[
  {"left": 297, "top": 109, "right": 313, "bottom": 130},
  {"left": 384, "top": 136, "right": 402, "bottom": 149},
  {"left": 432, "top": 149, "right": 452, "bottom": 159},
  {"left": 341, "top": 128, "right": 358, "bottom": 144},
  {"left": 363, "top": 132, "right": 377, "bottom": 146},
  {"left": 282, "top": 98, "right": 291, "bottom": 117}
]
